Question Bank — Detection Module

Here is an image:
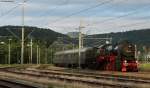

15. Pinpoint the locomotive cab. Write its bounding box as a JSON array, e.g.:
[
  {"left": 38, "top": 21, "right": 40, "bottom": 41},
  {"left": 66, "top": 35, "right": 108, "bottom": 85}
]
[{"left": 118, "top": 41, "right": 138, "bottom": 72}]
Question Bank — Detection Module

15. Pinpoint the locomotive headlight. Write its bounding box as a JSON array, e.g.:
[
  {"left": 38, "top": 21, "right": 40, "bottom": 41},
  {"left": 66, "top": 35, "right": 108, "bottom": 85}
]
[
  {"left": 136, "top": 60, "right": 138, "bottom": 63},
  {"left": 128, "top": 45, "right": 132, "bottom": 48},
  {"left": 124, "top": 60, "right": 128, "bottom": 66},
  {"left": 124, "top": 60, "right": 127, "bottom": 63},
  {"left": 136, "top": 60, "right": 139, "bottom": 66}
]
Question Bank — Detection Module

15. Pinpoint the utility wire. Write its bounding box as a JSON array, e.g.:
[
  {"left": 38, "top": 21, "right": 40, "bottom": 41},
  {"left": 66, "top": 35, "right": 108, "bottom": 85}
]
[
  {"left": 48, "top": 0, "right": 150, "bottom": 35},
  {"left": 6, "top": 28, "right": 20, "bottom": 39},
  {"left": 53, "top": 0, "right": 123, "bottom": 32},
  {"left": 91, "top": 16, "right": 150, "bottom": 33},
  {"left": 39, "top": 0, "right": 69, "bottom": 17},
  {"left": 88, "top": 4, "right": 150, "bottom": 27},
  {"left": 0, "top": 0, "right": 14, "bottom": 2},
  {"left": 0, "top": 4, "right": 20, "bottom": 18},
  {"left": 117, "top": 19, "right": 150, "bottom": 28},
  {"left": 48, "top": 0, "right": 114, "bottom": 25},
  {"left": 28, "top": 0, "right": 69, "bottom": 24},
  {"left": 0, "top": 0, "right": 30, "bottom": 39},
  {"left": 25, "top": 0, "right": 67, "bottom": 40},
  {"left": 0, "top": 0, "right": 30, "bottom": 19}
]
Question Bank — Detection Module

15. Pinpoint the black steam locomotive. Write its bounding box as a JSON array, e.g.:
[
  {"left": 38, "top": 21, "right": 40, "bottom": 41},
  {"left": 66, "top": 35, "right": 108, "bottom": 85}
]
[{"left": 53, "top": 40, "right": 138, "bottom": 72}]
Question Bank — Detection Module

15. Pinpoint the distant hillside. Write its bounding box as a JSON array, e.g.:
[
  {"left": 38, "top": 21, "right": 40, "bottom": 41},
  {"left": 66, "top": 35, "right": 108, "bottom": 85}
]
[
  {"left": 86, "top": 29, "right": 150, "bottom": 47},
  {"left": 0, "top": 26, "right": 150, "bottom": 47},
  {"left": 67, "top": 32, "right": 86, "bottom": 38},
  {"left": 0, "top": 25, "right": 67, "bottom": 46},
  {"left": 67, "top": 32, "right": 79, "bottom": 38}
]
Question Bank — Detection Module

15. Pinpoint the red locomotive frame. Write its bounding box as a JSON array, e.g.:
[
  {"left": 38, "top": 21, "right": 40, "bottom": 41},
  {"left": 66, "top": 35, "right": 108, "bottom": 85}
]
[{"left": 96, "top": 41, "right": 138, "bottom": 72}]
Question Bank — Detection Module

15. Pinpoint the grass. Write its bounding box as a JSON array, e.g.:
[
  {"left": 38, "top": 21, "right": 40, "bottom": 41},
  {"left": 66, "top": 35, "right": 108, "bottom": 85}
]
[
  {"left": 36, "top": 64, "right": 53, "bottom": 69},
  {"left": 0, "top": 64, "right": 34, "bottom": 70},
  {"left": 0, "top": 64, "right": 54, "bottom": 69},
  {"left": 139, "top": 63, "right": 150, "bottom": 72},
  {"left": 1, "top": 63, "right": 150, "bottom": 72},
  {"left": 0, "top": 64, "right": 11, "bottom": 67},
  {"left": 47, "top": 82, "right": 99, "bottom": 88}
]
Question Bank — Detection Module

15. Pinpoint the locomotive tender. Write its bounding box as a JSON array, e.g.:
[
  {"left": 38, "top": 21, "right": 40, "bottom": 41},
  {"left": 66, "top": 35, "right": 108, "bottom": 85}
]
[{"left": 53, "top": 41, "right": 138, "bottom": 72}]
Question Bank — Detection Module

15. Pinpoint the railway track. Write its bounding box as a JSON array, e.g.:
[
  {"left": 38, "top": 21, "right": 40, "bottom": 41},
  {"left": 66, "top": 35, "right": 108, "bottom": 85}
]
[
  {"left": 22, "top": 68, "right": 150, "bottom": 84},
  {"left": 38, "top": 67, "right": 150, "bottom": 83},
  {"left": 0, "top": 69, "right": 131, "bottom": 88},
  {"left": 1, "top": 68, "right": 150, "bottom": 88},
  {"left": 0, "top": 78, "right": 39, "bottom": 88}
]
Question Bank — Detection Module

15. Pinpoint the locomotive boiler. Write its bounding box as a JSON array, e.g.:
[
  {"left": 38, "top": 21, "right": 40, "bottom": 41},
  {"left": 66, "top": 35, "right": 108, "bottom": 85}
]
[{"left": 53, "top": 40, "right": 138, "bottom": 72}]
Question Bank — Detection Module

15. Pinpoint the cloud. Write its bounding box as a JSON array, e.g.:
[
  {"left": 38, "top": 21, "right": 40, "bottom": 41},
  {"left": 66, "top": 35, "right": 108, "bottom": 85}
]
[{"left": 0, "top": 0, "right": 150, "bottom": 34}]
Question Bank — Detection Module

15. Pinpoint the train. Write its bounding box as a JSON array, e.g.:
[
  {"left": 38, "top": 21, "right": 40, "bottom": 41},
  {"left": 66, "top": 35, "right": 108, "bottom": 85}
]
[{"left": 53, "top": 40, "right": 138, "bottom": 72}]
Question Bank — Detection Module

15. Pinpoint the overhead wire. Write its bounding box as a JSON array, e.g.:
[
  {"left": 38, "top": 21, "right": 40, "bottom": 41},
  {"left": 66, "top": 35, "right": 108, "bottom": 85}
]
[
  {"left": 0, "top": 4, "right": 20, "bottom": 18},
  {"left": 39, "top": 0, "right": 69, "bottom": 17},
  {"left": 0, "top": 0, "right": 31, "bottom": 39},
  {"left": 117, "top": 18, "right": 150, "bottom": 28},
  {"left": 47, "top": 0, "right": 127, "bottom": 32},
  {"left": 87, "top": 5, "right": 150, "bottom": 27},
  {"left": 89, "top": 15, "right": 150, "bottom": 34},
  {"left": 50, "top": 0, "right": 150, "bottom": 34},
  {"left": 1, "top": 0, "right": 149, "bottom": 35},
  {"left": 27, "top": 0, "right": 69, "bottom": 24},
  {"left": 0, "top": 0, "right": 30, "bottom": 20},
  {"left": 47, "top": 0, "right": 115, "bottom": 26}
]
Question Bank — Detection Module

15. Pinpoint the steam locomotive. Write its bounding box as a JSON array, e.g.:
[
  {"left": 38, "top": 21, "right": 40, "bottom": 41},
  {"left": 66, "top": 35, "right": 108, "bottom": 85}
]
[{"left": 53, "top": 40, "right": 138, "bottom": 72}]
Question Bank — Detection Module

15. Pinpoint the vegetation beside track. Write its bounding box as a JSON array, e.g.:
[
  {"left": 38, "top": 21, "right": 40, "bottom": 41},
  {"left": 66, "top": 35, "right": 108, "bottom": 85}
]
[
  {"left": 36, "top": 64, "right": 54, "bottom": 69},
  {"left": 1, "top": 63, "right": 150, "bottom": 72},
  {"left": 139, "top": 63, "right": 150, "bottom": 72},
  {"left": 0, "top": 64, "right": 36, "bottom": 69}
]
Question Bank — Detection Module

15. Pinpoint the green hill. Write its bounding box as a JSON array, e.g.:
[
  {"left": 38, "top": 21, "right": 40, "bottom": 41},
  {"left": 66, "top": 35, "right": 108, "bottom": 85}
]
[
  {"left": 0, "top": 25, "right": 68, "bottom": 64},
  {"left": 86, "top": 29, "right": 150, "bottom": 47},
  {"left": 0, "top": 25, "right": 150, "bottom": 47},
  {"left": 0, "top": 25, "right": 67, "bottom": 47}
]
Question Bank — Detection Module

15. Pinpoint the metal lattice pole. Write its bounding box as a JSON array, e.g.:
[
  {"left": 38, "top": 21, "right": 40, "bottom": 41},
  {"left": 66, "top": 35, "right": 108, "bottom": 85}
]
[
  {"left": 8, "top": 39, "right": 12, "bottom": 64},
  {"left": 30, "top": 38, "right": 33, "bottom": 64},
  {"left": 21, "top": 0, "right": 25, "bottom": 64},
  {"left": 36, "top": 45, "right": 39, "bottom": 64},
  {"left": 78, "top": 21, "right": 85, "bottom": 69}
]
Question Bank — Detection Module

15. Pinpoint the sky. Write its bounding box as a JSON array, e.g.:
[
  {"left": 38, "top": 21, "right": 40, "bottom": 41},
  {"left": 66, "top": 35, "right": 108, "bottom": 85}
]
[{"left": 0, "top": 0, "right": 150, "bottom": 34}]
